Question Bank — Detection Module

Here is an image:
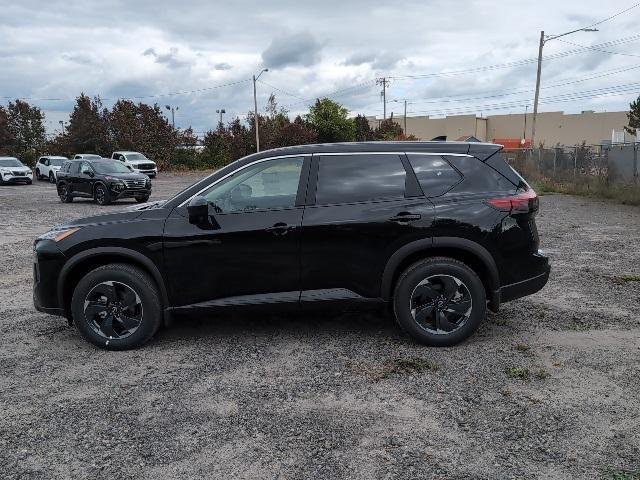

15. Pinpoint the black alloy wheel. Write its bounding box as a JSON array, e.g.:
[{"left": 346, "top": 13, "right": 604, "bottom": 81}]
[{"left": 83, "top": 281, "right": 143, "bottom": 340}]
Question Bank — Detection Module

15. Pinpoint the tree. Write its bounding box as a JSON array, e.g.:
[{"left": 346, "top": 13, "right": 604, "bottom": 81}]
[
  {"left": 374, "top": 118, "right": 404, "bottom": 140},
  {"left": 625, "top": 95, "right": 640, "bottom": 135},
  {"left": 67, "top": 94, "right": 111, "bottom": 156},
  {"left": 354, "top": 114, "right": 375, "bottom": 141},
  {"left": 3, "top": 100, "right": 46, "bottom": 163},
  {"left": 305, "top": 98, "right": 356, "bottom": 143},
  {"left": 0, "top": 106, "right": 15, "bottom": 155},
  {"left": 259, "top": 94, "right": 317, "bottom": 150}
]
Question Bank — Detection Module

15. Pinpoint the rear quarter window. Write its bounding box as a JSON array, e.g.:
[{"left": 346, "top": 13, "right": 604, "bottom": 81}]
[
  {"left": 407, "top": 154, "right": 462, "bottom": 197},
  {"left": 444, "top": 155, "right": 515, "bottom": 194}
]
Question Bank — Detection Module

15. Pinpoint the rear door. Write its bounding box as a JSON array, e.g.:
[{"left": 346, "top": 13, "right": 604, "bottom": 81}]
[{"left": 299, "top": 152, "right": 435, "bottom": 300}]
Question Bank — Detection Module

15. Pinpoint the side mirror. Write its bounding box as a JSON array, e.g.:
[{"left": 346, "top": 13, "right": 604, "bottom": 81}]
[
  {"left": 188, "top": 195, "right": 211, "bottom": 227},
  {"left": 82, "top": 170, "right": 94, "bottom": 177}
]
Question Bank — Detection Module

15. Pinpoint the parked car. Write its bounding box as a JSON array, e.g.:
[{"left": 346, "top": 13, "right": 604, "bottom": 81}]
[
  {"left": 0, "top": 157, "right": 33, "bottom": 185},
  {"left": 111, "top": 151, "right": 157, "bottom": 177},
  {"left": 36, "top": 156, "right": 68, "bottom": 183},
  {"left": 34, "top": 141, "right": 550, "bottom": 350},
  {"left": 73, "top": 154, "right": 103, "bottom": 160},
  {"left": 56, "top": 158, "right": 151, "bottom": 205}
]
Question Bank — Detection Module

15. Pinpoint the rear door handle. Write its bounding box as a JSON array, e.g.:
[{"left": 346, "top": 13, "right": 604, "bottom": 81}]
[
  {"left": 389, "top": 212, "right": 421, "bottom": 222},
  {"left": 265, "top": 222, "right": 296, "bottom": 236}
]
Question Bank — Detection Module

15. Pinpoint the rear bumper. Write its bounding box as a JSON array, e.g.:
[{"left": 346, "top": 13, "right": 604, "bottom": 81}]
[{"left": 500, "top": 263, "right": 550, "bottom": 303}]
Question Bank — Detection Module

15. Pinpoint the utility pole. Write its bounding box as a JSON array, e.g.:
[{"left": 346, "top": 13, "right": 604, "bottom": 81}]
[
  {"left": 522, "top": 104, "right": 528, "bottom": 145},
  {"left": 531, "top": 27, "right": 597, "bottom": 148},
  {"left": 253, "top": 68, "right": 268, "bottom": 152},
  {"left": 377, "top": 77, "right": 389, "bottom": 119},
  {"left": 165, "top": 105, "right": 179, "bottom": 128},
  {"left": 216, "top": 108, "right": 226, "bottom": 126},
  {"left": 403, "top": 99, "right": 407, "bottom": 134}
]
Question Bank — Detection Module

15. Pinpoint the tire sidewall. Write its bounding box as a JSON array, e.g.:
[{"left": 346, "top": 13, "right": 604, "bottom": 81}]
[
  {"left": 71, "top": 266, "right": 161, "bottom": 350},
  {"left": 94, "top": 184, "right": 110, "bottom": 205},
  {"left": 393, "top": 259, "right": 486, "bottom": 347}
]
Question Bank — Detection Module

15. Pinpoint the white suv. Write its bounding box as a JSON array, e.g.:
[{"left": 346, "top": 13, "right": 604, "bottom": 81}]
[
  {"left": 0, "top": 157, "right": 33, "bottom": 185},
  {"left": 111, "top": 151, "right": 157, "bottom": 177},
  {"left": 36, "top": 156, "right": 68, "bottom": 183}
]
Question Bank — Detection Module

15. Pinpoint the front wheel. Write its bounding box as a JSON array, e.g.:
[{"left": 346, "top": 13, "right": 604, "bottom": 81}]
[
  {"left": 135, "top": 195, "right": 150, "bottom": 203},
  {"left": 94, "top": 184, "right": 111, "bottom": 205},
  {"left": 36, "top": 168, "right": 41, "bottom": 180},
  {"left": 393, "top": 257, "right": 486, "bottom": 347},
  {"left": 71, "top": 263, "right": 162, "bottom": 350},
  {"left": 58, "top": 183, "right": 73, "bottom": 202},
  {"left": 49, "top": 172, "right": 55, "bottom": 183}
]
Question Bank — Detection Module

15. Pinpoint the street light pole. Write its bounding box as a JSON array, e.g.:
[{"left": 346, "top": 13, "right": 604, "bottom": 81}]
[
  {"left": 165, "top": 105, "right": 179, "bottom": 128},
  {"left": 216, "top": 108, "right": 226, "bottom": 126},
  {"left": 253, "top": 68, "right": 268, "bottom": 152},
  {"left": 403, "top": 99, "right": 407, "bottom": 134},
  {"left": 531, "top": 27, "right": 597, "bottom": 148}
]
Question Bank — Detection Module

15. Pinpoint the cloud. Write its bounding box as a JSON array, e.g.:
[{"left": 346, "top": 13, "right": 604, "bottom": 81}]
[
  {"left": 343, "top": 51, "right": 404, "bottom": 70},
  {"left": 261, "top": 32, "right": 322, "bottom": 68},
  {"left": 214, "top": 62, "right": 232, "bottom": 70},
  {"left": 143, "top": 47, "right": 190, "bottom": 69}
]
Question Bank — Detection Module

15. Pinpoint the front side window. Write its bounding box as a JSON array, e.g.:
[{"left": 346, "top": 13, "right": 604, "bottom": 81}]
[
  {"left": 407, "top": 154, "right": 462, "bottom": 197},
  {"left": 201, "top": 157, "right": 304, "bottom": 213},
  {"left": 80, "top": 162, "right": 93, "bottom": 174},
  {"left": 315, "top": 154, "right": 406, "bottom": 205}
]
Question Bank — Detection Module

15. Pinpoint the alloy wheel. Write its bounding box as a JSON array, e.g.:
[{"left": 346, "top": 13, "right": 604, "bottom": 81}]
[
  {"left": 83, "top": 281, "right": 143, "bottom": 339},
  {"left": 95, "top": 186, "right": 106, "bottom": 204},
  {"left": 410, "top": 274, "right": 472, "bottom": 335}
]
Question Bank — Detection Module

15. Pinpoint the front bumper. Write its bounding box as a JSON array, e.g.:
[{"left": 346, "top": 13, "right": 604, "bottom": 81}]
[
  {"left": 110, "top": 187, "right": 152, "bottom": 200},
  {"left": 136, "top": 168, "right": 157, "bottom": 176},
  {"left": 33, "top": 240, "right": 67, "bottom": 318},
  {"left": 2, "top": 172, "right": 33, "bottom": 183}
]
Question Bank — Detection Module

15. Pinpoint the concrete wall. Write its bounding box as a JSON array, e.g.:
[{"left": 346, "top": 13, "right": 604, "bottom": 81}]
[{"left": 369, "top": 110, "right": 634, "bottom": 146}]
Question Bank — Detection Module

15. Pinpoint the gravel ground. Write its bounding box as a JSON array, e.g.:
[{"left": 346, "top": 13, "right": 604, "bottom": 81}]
[{"left": 1, "top": 173, "right": 639, "bottom": 479}]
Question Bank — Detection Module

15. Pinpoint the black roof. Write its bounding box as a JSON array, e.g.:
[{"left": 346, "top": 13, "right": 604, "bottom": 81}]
[{"left": 249, "top": 141, "right": 503, "bottom": 161}]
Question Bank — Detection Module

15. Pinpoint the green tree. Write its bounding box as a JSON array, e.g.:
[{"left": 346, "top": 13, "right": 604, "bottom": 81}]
[
  {"left": 4, "top": 100, "right": 46, "bottom": 163},
  {"left": 0, "top": 106, "right": 15, "bottom": 154},
  {"left": 374, "top": 118, "right": 404, "bottom": 140},
  {"left": 67, "top": 94, "right": 111, "bottom": 155},
  {"left": 354, "top": 114, "right": 375, "bottom": 141},
  {"left": 305, "top": 98, "right": 356, "bottom": 143},
  {"left": 625, "top": 95, "right": 640, "bottom": 135}
]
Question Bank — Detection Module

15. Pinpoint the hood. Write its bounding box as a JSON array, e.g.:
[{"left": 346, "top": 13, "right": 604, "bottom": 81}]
[
  {"left": 129, "top": 159, "right": 155, "bottom": 165},
  {"left": 63, "top": 208, "right": 145, "bottom": 228},
  {"left": 1, "top": 166, "right": 30, "bottom": 172}
]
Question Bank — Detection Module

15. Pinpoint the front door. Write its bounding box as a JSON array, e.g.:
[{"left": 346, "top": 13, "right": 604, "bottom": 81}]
[
  {"left": 163, "top": 155, "right": 310, "bottom": 308},
  {"left": 77, "top": 161, "right": 95, "bottom": 196}
]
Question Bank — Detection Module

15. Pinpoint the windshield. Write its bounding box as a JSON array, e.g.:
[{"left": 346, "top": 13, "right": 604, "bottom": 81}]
[
  {"left": 93, "top": 161, "right": 134, "bottom": 174},
  {"left": 49, "top": 158, "right": 65, "bottom": 166},
  {"left": 125, "top": 153, "right": 147, "bottom": 161},
  {"left": 0, "top": 158, "right": 24, "bottom": 167}
]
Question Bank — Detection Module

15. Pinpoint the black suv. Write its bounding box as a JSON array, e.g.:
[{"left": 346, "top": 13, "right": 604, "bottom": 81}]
[
  {"left": 56, "top": 159, "right": 152, "bottom": 205},
  {"left": 34, "top": 142, "right": 550, "bottom": 350}
]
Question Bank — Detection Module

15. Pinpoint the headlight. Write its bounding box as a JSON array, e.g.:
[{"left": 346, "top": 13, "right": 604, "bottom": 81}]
[{"left": 38, "top": 227, "right": 81, "bottom": 242}]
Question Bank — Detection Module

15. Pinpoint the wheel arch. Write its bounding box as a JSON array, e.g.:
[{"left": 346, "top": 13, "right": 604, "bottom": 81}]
[
  {"left": 381, "top": 237, "right": 501, "bottom": 310},
  {"left": 58, "top": 247, "right": 169, "bottom": 321}
]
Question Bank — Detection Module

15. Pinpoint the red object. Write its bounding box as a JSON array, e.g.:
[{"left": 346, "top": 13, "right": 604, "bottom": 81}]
[
  {"left": 492, "top": 138, "right": 532, "bottom": 150},
  {"left": 487, "top": 189, "right": 538, "bottom": 213}
]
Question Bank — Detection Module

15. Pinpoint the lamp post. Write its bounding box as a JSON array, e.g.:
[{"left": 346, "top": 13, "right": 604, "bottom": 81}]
[
  {"left": 165, "top": 105, "right": 179, "bottom": 128},
  {"left": 391, "top": 99, "right": 408, "bottom": 134},
  {"left": 59, "top": 120, "right": 65, "bottom": 135},
  {"left": 531, "top": 27, "right": 597, "bottom": 148},
  {"left": 216, "top": 108, "right": 226, "bottom": 126},
  {"left": 253, "top": 68, "right": 268, "bottom": 152}
]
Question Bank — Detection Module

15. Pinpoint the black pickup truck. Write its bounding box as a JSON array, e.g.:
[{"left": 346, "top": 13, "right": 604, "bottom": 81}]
[{"left": 56, "top": 158, "right": 152, "bottom": 205}]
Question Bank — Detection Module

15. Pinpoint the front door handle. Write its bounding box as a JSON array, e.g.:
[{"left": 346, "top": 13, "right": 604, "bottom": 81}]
[
  {"left": 265, "top": 222, "right": 296, "bottom": 236},
  {"left": 389, "top": 212, "right": 421, "bottom": 223}
]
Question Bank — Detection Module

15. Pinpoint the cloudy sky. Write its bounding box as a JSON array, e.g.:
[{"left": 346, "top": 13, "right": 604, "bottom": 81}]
[{"left": 1, "top": 0, "right": 639, "bottom": 135}]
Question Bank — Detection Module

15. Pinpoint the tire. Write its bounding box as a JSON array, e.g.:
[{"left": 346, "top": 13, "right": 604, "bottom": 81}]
[
  {"left": 94, "top": 183, "right": 111, "bottom": 205},
  {"left": 135, "top": 195, "right": 150, "bottom": 203},
  {"left": 71, "top": 263, "right": 162, "bottom": 350},
  {"left": 35, "top": 168, "right": 41, "bottom": 180},
  {"left": 393, "top": 257, "right": 486, "bottom": 347},
  {"left": 58, "top": 182, "right": 73, "bottom": 203},
  {"left": 26, "top": 180, "right": 32, "bottom": 185},
  {"left": 49, "top": 172, "right": 55, "bottom": 183}
]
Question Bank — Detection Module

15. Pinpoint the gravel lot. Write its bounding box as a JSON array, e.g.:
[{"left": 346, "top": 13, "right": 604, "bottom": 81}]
[{"left": 1, "top": 173, "right": 639, "bottom": 479}]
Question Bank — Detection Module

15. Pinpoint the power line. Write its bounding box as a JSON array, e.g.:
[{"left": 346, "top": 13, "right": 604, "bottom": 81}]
[
  {"left": 582, "top": 2, "right": 640, "bottom": 29},
  {"left": 555, "top": 38, "right": 640, "bottom": 58},
  {"left": 256, "top": 79, "right": 306, "bottom": 101}
]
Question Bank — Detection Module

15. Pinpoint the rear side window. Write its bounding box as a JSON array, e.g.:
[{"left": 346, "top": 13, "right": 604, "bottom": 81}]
[
  {"left": 315, "top": 154, "right": 406, "bottom": 204},
  {"left": 407, "top": 154, "right": 462, "bottom": 197}
]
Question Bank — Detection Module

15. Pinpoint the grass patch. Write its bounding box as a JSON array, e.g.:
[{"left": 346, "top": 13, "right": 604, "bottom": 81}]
[
  {"left": 604, "top": 467, "right": 640, "bottom": 480},
  {"left": 535, "top": 369, "right": 550, "bottom": 380},
  {"left": 513, "top": 343, "right": 530, "bottom": 352},
  {"left": 530, "top": 177, "right": 640, "bottom": 206},
  {"left": 505, "top": 367, "right": 529, "bottom": 380},
  {"left": 562, "top": 322, "right": 594, "bottom": 332},
  {"left": 620, "top": 274, "right": 640, "bottom": 282}
]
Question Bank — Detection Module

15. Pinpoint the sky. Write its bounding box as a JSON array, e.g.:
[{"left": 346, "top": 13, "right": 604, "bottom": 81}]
[{"left": 1, "top": 0, "right": 639, "bottom": 136}]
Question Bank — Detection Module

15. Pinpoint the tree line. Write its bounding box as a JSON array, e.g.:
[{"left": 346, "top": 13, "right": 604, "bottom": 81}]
[{"left": 0, "top": 93, "right": 415, "bottom": 170}]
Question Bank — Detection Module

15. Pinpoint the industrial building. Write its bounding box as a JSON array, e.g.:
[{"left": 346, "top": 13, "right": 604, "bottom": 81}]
[{"left": 368, "top": 110, "right": 636, "bottom": 147}]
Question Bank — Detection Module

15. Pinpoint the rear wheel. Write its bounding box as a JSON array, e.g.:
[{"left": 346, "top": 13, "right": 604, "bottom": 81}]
[
  {"left": 49, "top": 172, "right": 55, "bottom": 183},
  {"left": 94, "top": 183, "right": 111, "bottom": 205},
  {"left": 58, "top": 183, "right": 73, "bottom": 202},
  {"left": 393, "top": 257, "right": 486, "bottom": 347},
  {"left": 71, "top": 263, "right": 162, "bottom": 350}
]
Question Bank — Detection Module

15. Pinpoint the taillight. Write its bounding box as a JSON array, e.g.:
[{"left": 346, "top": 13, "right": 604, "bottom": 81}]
[{"left": 488, "top": 189, "right": 538, "bottom": 213}]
